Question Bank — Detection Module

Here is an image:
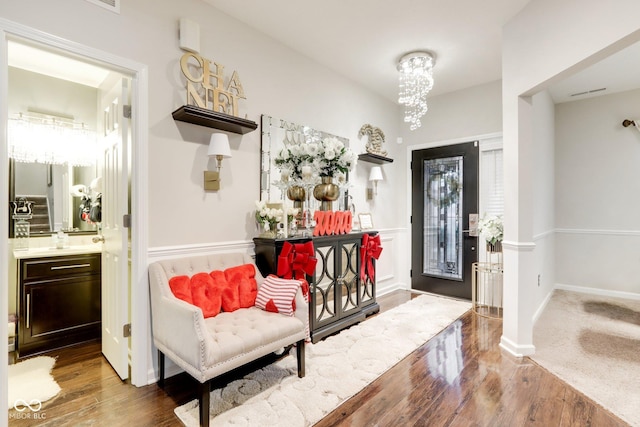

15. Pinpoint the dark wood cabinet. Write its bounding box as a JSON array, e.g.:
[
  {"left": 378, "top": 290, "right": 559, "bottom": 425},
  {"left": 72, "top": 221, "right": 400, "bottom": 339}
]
[
  {"left": 254, "top": 232, "right": 379, "bottom": 343},
  {"left": 18, "top": 253, "right": 101, "bottom": 357}
]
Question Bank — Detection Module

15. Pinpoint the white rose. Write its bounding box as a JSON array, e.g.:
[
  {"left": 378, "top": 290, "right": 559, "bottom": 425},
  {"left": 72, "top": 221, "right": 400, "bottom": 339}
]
[{"left": 324, "top": 149, "right": 336, "bottom": 160}]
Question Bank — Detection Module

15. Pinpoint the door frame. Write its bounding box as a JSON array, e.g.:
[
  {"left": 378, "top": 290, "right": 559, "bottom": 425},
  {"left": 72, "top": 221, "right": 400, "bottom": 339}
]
[
  {"left": 405, "top": 133, "right": 502, "bottom": 293},
  {"left": 0, "top": 19, "right": 150, "bottom": 409}
]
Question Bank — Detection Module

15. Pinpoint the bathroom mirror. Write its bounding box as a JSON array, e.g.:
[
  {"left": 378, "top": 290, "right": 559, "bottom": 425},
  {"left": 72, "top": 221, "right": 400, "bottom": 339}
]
[
  {"left": 260, "top": 114, "right": 350, "bottom": 203},
  {"left": 9, "top": 158, "right": 98, "bottom": 237}
]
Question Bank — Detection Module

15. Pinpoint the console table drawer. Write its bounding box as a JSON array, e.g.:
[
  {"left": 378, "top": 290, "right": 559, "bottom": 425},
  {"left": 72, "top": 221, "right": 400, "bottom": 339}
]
[{"left": 21, "top": 254, "right": 101, "bottom": 281}]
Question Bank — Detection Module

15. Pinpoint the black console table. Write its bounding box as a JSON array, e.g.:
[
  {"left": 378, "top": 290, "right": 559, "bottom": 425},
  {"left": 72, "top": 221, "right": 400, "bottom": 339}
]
[{"left": 253, "top": 232, "right": 380, "bottom": 343}]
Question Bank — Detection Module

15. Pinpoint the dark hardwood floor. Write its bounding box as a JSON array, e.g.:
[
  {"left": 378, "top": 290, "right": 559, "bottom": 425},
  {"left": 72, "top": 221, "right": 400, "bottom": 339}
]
[{"left": 8, "top": 290, "right": 629, "bottom": 426}]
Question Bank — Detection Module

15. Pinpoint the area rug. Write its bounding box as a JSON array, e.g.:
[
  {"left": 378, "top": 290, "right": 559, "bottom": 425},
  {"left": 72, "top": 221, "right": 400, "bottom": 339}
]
[
  {"left": 8, "top": 356, "right": 61, "bottom": 410},
  {"left": 174, "top": 294, "right": 471, "bottom": 426},
  {"left": 531, "top": 290, "right": 640, "bottom": 426}
]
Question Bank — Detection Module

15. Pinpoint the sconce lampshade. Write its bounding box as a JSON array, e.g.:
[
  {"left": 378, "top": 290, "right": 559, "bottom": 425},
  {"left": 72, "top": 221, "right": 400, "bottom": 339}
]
[
  {"left": 369, "top": 166, "right": 383, "bottom": 182},
  {"left": 207, "top": 133, "right": 231, "bottom": 158}
]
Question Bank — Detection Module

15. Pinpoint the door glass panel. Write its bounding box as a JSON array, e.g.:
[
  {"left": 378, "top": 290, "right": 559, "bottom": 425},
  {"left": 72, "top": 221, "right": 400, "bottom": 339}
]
[{"left": 423, "top": 156, "right": 463, "bottom": 279}]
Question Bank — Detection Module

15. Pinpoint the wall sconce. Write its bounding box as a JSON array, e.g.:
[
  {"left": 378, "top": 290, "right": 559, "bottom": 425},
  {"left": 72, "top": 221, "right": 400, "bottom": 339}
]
[
  {"left": 204, "top": 133, "right": 231, "bottom": 191},
  {"left": 367, "top": 166, "right": 384, "bottom": 200}
]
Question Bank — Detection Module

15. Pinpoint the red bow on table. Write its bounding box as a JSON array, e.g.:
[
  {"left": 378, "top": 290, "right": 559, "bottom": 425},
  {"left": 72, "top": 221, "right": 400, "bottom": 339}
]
[
  {"left": 361, "top": 234, "right": 382, "bottom": 284},
  {"left": 277, "top": 241, "right": 317, "bottom": 301}
]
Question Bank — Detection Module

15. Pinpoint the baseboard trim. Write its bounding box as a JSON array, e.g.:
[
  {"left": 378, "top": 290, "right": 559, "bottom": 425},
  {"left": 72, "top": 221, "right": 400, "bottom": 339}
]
[
  {"left": 532, "top": 289, "right": 554, "bottom": 324},
  {"left": 499, "top": 336, "right": 535, "bottom": 358},
  {"left": 555, "top": 283, "right": 640, "bottom": 301}
]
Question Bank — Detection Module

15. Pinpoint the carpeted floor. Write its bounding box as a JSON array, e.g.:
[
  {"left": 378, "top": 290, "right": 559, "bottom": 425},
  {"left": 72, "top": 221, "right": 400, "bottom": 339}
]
[
  {"left": 174, "top": 293, "right": 471, "bottom": 426},
  {"left": 8, "top": 356, "right": 61, "bottom": 410},
  {"left": 531, "top": 290, "right": 640, "bottom": 427}
]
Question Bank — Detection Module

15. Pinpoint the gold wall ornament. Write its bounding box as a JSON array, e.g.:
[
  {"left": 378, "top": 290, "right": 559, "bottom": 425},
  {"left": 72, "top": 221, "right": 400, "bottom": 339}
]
[
  {"left": 179, "top": 52, "right": 246, "bottom": 117},
  {"left": 358, "top": 124, "right": 388, "bottom": 157}
]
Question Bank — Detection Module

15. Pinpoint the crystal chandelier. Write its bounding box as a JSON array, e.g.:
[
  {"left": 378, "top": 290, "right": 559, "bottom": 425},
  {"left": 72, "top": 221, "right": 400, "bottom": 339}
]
[{"left": 397, "top": 51, "right": 435, "bottom": 131}]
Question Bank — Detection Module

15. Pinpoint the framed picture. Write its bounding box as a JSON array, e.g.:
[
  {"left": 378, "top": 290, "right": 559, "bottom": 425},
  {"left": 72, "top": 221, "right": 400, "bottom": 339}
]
[{"left": 359, "top": 213, "right": 374, "bottom": 230}]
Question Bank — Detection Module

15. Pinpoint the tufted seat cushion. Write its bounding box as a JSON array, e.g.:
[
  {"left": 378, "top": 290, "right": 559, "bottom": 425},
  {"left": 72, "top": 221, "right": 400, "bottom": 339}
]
[{"left": 203, "top": 307, "right": 303, "bottom": 366}]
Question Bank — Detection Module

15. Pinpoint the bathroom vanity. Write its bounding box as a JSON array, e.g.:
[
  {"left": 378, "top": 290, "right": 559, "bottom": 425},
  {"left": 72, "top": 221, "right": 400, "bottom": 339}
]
[{"left": 15, "top": 248, "right": 101, "bottom": 358}]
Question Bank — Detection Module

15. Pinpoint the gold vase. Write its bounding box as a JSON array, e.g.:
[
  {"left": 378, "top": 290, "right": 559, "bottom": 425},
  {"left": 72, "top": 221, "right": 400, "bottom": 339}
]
[
  {"left": 313, "top": 176, "right": 340, "bottom": 211},
  {"left": 486, "top": 241, "right": 502, "bottom": 253},
  {"left": 287, "top": 185, "right": 306, "bottom": 221}
]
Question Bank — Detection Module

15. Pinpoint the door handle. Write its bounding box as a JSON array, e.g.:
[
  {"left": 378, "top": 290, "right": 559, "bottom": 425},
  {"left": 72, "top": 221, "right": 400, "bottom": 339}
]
[
  {"left": 463, "top": 213, "right": 479, "bottom": 237},
  {"left": 92, "top": 235, "right": 105, "bottom": 243}
]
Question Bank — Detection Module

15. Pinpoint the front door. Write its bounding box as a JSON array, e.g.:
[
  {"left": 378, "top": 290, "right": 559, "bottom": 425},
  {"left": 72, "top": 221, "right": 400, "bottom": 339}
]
[
  {"left": 411, "top": 142, "right": 478, "bottom": 299},
  {"left": 99, "top": 76, "right": 131, "bottom": 380}
]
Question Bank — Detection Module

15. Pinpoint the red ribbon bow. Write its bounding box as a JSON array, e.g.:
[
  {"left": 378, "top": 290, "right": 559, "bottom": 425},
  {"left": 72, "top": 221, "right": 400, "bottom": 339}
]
[
  {"left": 361, "top": 234, "right": 382, "bottom": 284},
  {"left": 277, "top": 241, "right": 317, "bottom": 301}
]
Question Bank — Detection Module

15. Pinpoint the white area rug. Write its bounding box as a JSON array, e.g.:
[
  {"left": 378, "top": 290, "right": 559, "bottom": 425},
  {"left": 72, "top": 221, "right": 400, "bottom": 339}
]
[
  {"left": 8, "top": 356, "right": 61, "bottom": 410},
  {"left": 175, "top": 294, "right": 471, "bottom": 426},
  {"left": 532, "top": 290, "right": 640, "bottom": 426}
]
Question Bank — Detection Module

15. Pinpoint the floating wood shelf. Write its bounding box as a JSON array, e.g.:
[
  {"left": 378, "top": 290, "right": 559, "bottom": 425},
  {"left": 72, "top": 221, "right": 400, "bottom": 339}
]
[
  {"left": 358, "top": 153, "right": 394, "bottom": 164},
  {"left": 172, "top": 105, "right": 258, "bottom": 134}
]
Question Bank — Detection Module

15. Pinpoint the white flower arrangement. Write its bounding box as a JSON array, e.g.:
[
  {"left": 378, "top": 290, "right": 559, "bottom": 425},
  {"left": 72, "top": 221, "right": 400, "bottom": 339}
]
[
  {"left": 477, "top": 214, "right": 503, "bottom": 245},
  {"left": 274, "top": 140, "right": 315, "bottom": 181},
  {"left": 254, "top": 200, "right": 283, "bottom": 231},
  {"left": 286, "top": 207, "right": 299, "bottom": 222},
  {"left": 312, "top": 137, "right": 357, "bottom": 177}
]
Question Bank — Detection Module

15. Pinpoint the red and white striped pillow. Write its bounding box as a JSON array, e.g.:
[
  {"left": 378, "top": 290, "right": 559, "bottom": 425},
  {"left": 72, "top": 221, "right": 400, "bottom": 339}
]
[{"left": 255, "top": 275, "right": 301, "bottom": 316}]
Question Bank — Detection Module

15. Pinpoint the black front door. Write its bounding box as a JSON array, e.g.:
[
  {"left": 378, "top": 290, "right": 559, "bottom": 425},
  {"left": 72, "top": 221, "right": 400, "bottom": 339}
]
[{"left": 411, "top": 142, "right": 478, "bottom": 299}]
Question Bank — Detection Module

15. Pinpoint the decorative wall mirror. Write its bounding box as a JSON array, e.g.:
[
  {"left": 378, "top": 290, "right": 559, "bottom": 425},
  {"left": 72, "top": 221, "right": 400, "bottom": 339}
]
[{"left": 260, "top": 114, "right": 350, "bottom": 206}]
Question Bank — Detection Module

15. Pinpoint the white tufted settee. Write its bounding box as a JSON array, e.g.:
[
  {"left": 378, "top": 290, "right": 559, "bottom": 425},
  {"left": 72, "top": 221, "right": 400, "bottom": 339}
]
[{"left": 148, "top": 252, "right": 307, "bottom": 427}]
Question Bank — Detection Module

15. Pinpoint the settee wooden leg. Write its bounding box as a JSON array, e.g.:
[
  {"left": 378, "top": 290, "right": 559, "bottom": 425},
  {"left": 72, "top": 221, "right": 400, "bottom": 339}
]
[
  {"left": 296, "top": 339, "right": 305, "bottom": 378},
  {"left": 199, "top": 380, "right": 211, "bottom": 427},
  {"left": 158, "top": 350, "right": 165, "bottom": 387}
]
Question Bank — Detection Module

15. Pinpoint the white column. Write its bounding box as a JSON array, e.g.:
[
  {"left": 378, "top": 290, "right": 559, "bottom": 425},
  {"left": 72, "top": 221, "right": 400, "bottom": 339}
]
[{"left": 499, "top": 95, "right": 536, "bottom": 357}]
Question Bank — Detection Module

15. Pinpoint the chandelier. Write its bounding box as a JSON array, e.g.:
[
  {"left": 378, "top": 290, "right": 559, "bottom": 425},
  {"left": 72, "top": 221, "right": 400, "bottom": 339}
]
[
  {"left": 8, "top": 113, "right": 97, "bottom": 166},
  {"left": 397, "top": 51, "right": 435, "bottom": 131}
]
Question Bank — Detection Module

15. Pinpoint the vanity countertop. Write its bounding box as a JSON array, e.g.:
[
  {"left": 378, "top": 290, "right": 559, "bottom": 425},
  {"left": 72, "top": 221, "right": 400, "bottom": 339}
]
[{"left": 13, "top": 244, "right": 102, "bottom": 259}]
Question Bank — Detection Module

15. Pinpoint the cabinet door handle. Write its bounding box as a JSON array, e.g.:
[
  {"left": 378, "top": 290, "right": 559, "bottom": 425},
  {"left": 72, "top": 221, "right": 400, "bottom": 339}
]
[
  {"left": 51, "top": 263, "right": 91, "bottom": 270},
  {"left": 26, "top": 294, "right": 30, "bottom": 329}
]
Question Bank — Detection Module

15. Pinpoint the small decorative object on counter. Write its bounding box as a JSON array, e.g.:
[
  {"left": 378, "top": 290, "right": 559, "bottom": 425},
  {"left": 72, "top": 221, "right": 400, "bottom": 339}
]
[{"left": 255, "top": 200, "right": 283, "bottom": 239}]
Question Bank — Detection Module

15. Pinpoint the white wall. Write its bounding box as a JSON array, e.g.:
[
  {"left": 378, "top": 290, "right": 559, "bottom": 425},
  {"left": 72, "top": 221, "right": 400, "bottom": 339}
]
[
  {"left": 501, "top": 0, "right": 640, "bottom": 356},
  {"left": 555, "top": 89, "right": 640, "bottom": 295},
  {"left": 531, "top": 90, "right": 555, "bottom": 318}
]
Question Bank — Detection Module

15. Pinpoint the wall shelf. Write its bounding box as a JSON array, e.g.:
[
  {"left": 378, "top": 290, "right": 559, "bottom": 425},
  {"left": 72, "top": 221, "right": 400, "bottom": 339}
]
[
  {"left": 358, "top": 153, "right": 394, "bottom": 164},
  {"left": 172, "top": 105, "right": 258, "bottom": 134}
]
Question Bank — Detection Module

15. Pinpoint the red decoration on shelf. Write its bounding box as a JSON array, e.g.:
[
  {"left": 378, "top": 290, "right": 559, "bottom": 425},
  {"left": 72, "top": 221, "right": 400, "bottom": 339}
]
[{"left": 361, "top": 234, "right": 382, "bottom": 284}]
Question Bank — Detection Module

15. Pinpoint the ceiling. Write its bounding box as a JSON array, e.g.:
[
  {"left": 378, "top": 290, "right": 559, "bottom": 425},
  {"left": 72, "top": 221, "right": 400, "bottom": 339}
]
[
  {"left": 203, "top": 0, "right": 532, "bottom": 103},
  {"left": 204, "top": 0, "right": 640, "bottom": 106},
  {"left": 7, "top": 2, "right": 640, "bottom": 106},
  {"left": 8, "top": 41, "right": 110, "bottom": 88}
]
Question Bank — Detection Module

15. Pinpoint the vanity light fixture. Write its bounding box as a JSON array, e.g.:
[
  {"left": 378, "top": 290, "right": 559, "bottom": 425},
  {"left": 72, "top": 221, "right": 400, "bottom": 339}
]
[
  {"left": 367, "top": 166, "right": 384, "bottom": 200},
  {"left": 204, "top": 133, "right": 231, "bottom": 191}
]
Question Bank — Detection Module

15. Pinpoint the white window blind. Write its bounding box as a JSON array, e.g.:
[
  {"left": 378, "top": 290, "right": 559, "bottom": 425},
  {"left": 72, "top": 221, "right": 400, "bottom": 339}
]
[{"left": 480, "top": 148, "right": 503, "bottom": 218}]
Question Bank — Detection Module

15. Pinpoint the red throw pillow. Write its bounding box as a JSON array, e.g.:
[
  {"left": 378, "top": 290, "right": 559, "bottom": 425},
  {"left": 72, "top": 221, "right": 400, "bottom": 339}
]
[
  {"left": 210, "top": 270, "right": 240, "bottom": 312},
  {"left": 190, "top": 272, "right": 222, "bottom": 318},
  {"left": 168, "top": 275, "right": 193, "bottom": 304},
  {"left": 255, "top": 275, "right": 301, "bottom": 316},
  {"left": 224, "top": 264, "right": 258, "bottom": 308}
]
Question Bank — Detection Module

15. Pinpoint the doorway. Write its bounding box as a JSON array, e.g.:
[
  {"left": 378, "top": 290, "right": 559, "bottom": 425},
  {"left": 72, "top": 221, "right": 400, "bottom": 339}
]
[
  {"left": 411, "top": 141, "right": 478, "bottom": 299},
  {"left": 4, "top": 36, "right": 135, "bottom": 380}
]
